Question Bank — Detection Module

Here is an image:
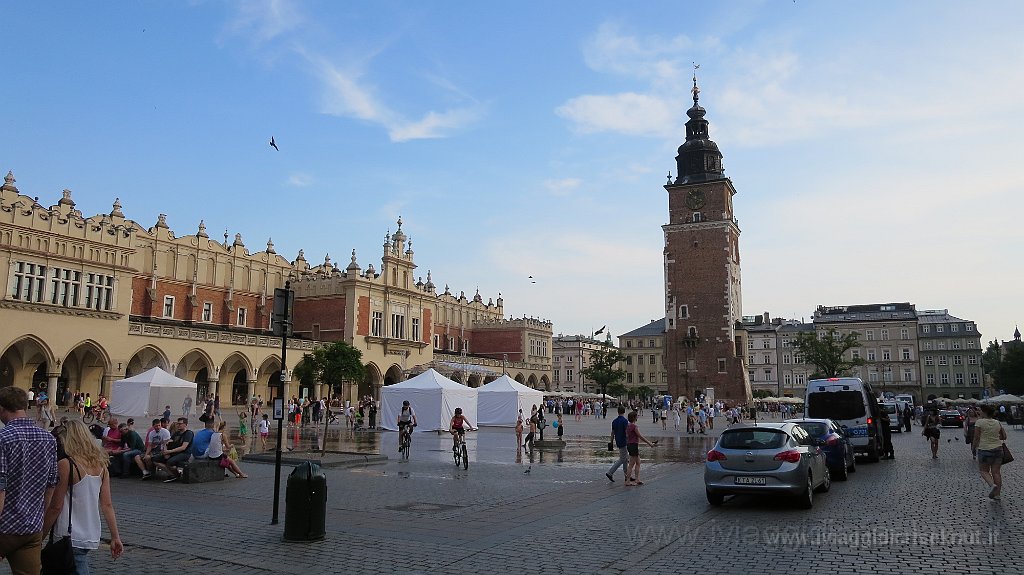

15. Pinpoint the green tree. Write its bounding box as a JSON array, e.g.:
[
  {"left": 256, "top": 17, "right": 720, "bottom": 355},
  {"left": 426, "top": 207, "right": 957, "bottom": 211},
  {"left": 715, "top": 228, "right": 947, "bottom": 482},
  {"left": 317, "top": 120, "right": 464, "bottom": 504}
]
[
  {"left": 982, "top": 340, "right": 1003, "bottom": 388},
  {"left": 293, "top": 341, "right": 364, "bottom": 398},
  {"left": 752, "top": 389, "right": 774, "bottom": 399},
  {"left": 580, "top": 345, "right": 626, "bottom": 401},
  {"left": 790, "top": 328, "right": 866, "bottom": 378},
  {"left": 997, "top": 345, "right": 1024, "bottom": 395},
  {"left": 635, "top": 385, "right": 655, "bottom": 400},
  {"left": 606, "top": 382, "right": 627, "bottom": 399}
]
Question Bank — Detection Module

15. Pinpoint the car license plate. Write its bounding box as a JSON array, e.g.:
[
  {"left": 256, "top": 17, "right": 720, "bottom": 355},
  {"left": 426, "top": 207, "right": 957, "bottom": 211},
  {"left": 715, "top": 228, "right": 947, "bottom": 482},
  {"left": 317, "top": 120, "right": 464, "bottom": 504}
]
[
  {"left": 848, "top": 427, "right": 868, "bottom": 437},
  {"left": 735, "top": 476, "right": 766, "bottom": 485}
]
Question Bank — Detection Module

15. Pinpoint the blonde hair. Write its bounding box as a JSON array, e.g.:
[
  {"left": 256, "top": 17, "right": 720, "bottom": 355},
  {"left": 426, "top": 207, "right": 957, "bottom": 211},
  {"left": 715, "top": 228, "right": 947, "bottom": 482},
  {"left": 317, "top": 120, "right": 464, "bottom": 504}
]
[
  {"left": 217, "top": 420, "right": 227, "bottom": 432},
  {"left": 61, "top": 420, "right": 109, "bottom": 471}
]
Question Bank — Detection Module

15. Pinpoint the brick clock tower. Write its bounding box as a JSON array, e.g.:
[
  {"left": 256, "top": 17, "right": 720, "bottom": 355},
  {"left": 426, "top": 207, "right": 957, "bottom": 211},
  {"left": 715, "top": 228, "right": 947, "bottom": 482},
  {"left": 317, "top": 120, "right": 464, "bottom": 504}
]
[{"left": 663, "top": 77, "right": 751, "bottom": 404}]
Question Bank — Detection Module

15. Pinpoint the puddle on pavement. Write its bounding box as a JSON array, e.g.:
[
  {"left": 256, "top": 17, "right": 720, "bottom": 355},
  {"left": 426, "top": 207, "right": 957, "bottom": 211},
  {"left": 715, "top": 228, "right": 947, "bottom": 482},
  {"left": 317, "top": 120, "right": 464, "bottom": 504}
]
[{"left": 230, "top": 427, "right": 717, "bottom": 465}]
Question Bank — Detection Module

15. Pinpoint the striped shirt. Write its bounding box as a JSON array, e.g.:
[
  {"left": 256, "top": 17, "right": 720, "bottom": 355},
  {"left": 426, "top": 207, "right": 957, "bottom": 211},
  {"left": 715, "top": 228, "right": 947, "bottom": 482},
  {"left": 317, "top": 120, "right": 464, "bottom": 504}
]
[{"left": 0, "top": 417, "right": 59, "bottom": 534}]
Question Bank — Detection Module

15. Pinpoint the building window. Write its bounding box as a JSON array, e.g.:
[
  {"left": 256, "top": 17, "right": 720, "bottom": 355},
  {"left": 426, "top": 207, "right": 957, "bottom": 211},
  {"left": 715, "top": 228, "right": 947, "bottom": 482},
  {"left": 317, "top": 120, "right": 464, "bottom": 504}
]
[
  {"left": 967, "top": 323, "right": 975, "bottom": 332},
  {"left": 762, "top": 355, "right": 771, "bottom": 364},
  {"left": 763, "top": 369, "right": 772, "bottom": 381},
  {"left": 626, "top": 340, "right": 633, "bottom": 348},
  {"left": 867, "top": 349, "right": 876, "bottom": 361},
  {"left": 679, "top": 305, "right": 688, "bottom": 319},
  {"left": 939, "top": 356, "right": 948, "bottom": 366},
  {"left": 967, "top": 340, "right": 976, "bottom": 348},
  {"left": 953, "top": 355, "right": 963, "bottom": 366},
  {"left": 762, "top": 339, "right": 770, "bottom": 349},
  {"left": 626, "top": 373, "right": 632, "bottom": 384},
  {"left": 391, "top": 312, "right": 406, "bottom": 339},
  {"left": 748, "top": 340, "right": 754, "bottom": 350},
  {"left": 433, "top": 334, "right": 440, "bottom": 349},
  {"left": 371, "top": 311, "right": 383, "bottom": 337},
  {"left": 567, "top": 369, "right": 573, "bottom": 382},
  {"left": 748, "top": 355, "right": 754, "bottom": 364},
  {"left": 922, "top": 325, "right": 930, "bottom": 333},
  {"left": 693, "top": 211, "right": 703, "bottom": 222},
  {"left": 625, "top": 356, "right": 632, "bottom": 366},
  {"left": 202, "top": 302, "right": 213, "bottom": 322},
  {"left": 649, "top": 340, "right": 656, "bottom": 348},
  {"left": 938, "top": 342, "right": 946, "bottom": 350},
  {"left": 237, "top": 307, "right": 247, "bottom": 326},
  {"left": 865, "top": 330, "right": 874, "bottom": 341},
  {"left": 649, "top": 355, "right": 656, "bottom": 365},
  {"left": 882, "top": 349, "right": 891, "bottom": 361},
  {"left": 951, "top": 324, "right": 959, "bottom": 332},
  {"left": 903, "top": 369, "right": 912, "bottom": 382},
  {"left": 650, "top": 372, "right": 656, "bottom": 383},
  {"left": 795, "top": 373, "right": 805, "bottom": 386},
  {"left": 925, "top": 356, "right": 934, "bottom": 366},
  {"left": 927, "top": 374, "right": 935, "bottom": 385},
  {"left": 936, "top": 325, "right": 944, "bottom": 333},
  {"left": 412, "top": 318, "right": 421, "bottom": 341},
  {"left": 688, "top": 327, "right": 698, "bottom": 337},
  {"left": 783, "top": 353, "right": 792, "bottom": 364},
  {"left": 970, "top": 372, "right": 979, "bottom": 385},
  {"left": 953, "top": 341, "right": 961, "bottom": 350},
  {"left": 941, "top": 373, "right": 949, "bottom": 385},
  {"left": 13, "top": 262, "right": 47, "bottom": 303},
  {"left": 900, "top": 327, "right": 909, "bottom": 339},
  {"left": 925, "top": 342, "right": 933, "bottom": 350},
  {"left": 717, "top": 358, "right": 727, "bottom": 372},
  {"left": 968, "top": 356, "right": 978, "bottom": 365},
  {"left": 784, "top": 374, "right": 792, "bottom": 386},
  {"left": 448, "top": 336, "right": 456, "bottom": 351},
  {"left": 50, "top": 268, "right": 81, "bottom": 307},
  {"left": 868, "top": 372, "right": 879, "bottom": 382},
  {"left": 554, "top": 372, "right": 559, "bottom": 383},
  {"left": 84, "top": 273, "right": 114, "bottom": 311},
  {"left": 748, "top": 369, "right": 755, "bottom": 380},
  {"left": 851, "top": 350, "right": 860, "bottom": 360},
  {"left": 956, "top": 373, "right": 964, "bottom": 385},
  {"left": 163, "top": 296, "right": 175, "bottom": 318},
  {"left": 638, "top": 355, "right": 644, "bottom": 366},
  {"left": 782, "top": 339, "right": 790, "bottom": 348},
  {"left": 880, "top": 329, "right": 889, "bottom": 340},
  {"left": 901, "top": 348, "right": 912, "bottom": 361}
]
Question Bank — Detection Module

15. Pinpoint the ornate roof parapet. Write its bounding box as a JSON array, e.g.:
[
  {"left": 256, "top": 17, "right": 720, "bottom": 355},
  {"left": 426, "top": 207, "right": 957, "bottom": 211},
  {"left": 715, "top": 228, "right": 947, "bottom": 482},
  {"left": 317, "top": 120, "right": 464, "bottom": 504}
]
[{"left": 346, "top": 249, "right": 361, "bottom": 275}]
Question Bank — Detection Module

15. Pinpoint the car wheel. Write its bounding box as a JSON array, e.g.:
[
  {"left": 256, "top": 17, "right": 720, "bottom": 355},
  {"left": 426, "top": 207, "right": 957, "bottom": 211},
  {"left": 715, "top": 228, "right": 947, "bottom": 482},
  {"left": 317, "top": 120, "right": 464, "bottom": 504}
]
[
  {"left": 847, "top": 450, "right": 857, "bottom": 473},
  {"left": 706, "top": 490, "right": 724, "bottom": 506},
  {"left": 815, "top": 467, "right": 831, "bottom": 493},
  {"left": 797, "top": 473, "right": 814, "bottom": 509},
  {"left": 832, "top": 463, "right": 849, "bottom": 481},
  {"left": 867, "top": 441, "right": 881, "bottom": 463}
]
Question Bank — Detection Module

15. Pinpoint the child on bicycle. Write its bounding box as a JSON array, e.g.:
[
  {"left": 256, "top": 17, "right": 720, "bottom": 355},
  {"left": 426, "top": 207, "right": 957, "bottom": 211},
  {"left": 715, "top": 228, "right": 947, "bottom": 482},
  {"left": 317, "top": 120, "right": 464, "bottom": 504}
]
[
  {"left": 450, "top": 407, "right": 474, "bottom": 450},
  {"left": 397, "top": 400, "right": 417, "bottom": 449}
]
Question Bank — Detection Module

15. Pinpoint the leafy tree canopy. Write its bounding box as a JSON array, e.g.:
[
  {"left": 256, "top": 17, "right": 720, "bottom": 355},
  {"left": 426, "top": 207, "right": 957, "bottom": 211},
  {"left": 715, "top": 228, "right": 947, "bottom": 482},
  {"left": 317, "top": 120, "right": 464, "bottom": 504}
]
[
  {"left": 790, "top": 328, "right": 866, "bottom": 378},
  {"left": 997, "top": 344, "right": 1024, "bottom": 395},
  {"left": 292, "top": 341, "right": 364, "bottom": 394},
  {"left": 580, "top": 346, "right": 626, "bottom": 397}
]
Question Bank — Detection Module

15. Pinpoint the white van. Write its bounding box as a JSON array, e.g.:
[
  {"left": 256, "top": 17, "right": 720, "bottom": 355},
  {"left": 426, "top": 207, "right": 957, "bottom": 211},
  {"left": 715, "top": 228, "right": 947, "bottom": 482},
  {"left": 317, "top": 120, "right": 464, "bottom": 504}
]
[
  {"left": 805, "top": 377, "right": 884, "bottom": 462},
  {"left": 894, "top": 394, "right": 915, "bottom": 407}
]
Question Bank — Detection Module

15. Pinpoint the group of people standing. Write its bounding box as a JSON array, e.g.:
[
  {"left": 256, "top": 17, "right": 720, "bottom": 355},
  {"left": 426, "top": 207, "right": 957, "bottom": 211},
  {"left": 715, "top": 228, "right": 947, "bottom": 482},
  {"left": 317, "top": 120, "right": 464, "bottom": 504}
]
[{"left": 606, "top": 406, "right": 657, "bottom": 486}]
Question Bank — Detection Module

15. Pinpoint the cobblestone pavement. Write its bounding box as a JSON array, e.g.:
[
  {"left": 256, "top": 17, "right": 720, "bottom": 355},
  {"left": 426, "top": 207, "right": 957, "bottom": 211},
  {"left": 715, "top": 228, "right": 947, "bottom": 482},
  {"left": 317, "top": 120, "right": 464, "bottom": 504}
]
[{"left": 3, "top": 416, "right": 1019, "bottom": 575}]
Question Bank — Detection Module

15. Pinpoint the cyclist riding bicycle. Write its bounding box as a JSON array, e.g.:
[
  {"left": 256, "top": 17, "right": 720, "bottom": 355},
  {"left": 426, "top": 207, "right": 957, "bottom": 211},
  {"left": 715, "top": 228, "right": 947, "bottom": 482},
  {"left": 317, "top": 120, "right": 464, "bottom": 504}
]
[
  {"left": 397, "top": 400, "right": 417, "bottom": 448},
  {"left": 449, "top": 407, "right": 475, "bottom": 450}
]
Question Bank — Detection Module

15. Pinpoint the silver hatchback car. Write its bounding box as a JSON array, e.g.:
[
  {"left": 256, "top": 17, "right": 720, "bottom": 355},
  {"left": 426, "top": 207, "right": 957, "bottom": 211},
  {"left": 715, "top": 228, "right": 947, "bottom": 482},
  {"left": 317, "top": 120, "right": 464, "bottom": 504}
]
[{"left": 704, "top": 422, "right": 830, "bottom": 508}]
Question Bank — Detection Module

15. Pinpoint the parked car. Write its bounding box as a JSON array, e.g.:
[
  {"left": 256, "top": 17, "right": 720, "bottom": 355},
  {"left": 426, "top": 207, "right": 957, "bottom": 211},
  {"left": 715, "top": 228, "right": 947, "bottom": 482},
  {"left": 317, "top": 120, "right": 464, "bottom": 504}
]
[
  {"left": 785, "top": 418, "right": 856, "bottom": 480},
  {"left": 939, "top": 410, "right": 965, "bottom": 428},
  {"left": 705, "top": 422, "right": 830, "bottom": 509},
  {"left": 879, "top": 402, "right": 904, "bottom": 433},
  {"left": 805, "top": 377, "right": 884, "bottom": 462}
]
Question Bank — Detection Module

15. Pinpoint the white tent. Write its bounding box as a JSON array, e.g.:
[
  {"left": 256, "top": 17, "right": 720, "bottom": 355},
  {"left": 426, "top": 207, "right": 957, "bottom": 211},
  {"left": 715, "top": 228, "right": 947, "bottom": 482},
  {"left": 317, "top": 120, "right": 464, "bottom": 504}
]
[
  {"left": 109, "top": 367, "right": 198, "bottom": 417},
  {"left": 476, "top": 375, "right": 544, "bottom": 427},
  {"left": 379, "top": 369, "right": 478, "bottom": 432}
]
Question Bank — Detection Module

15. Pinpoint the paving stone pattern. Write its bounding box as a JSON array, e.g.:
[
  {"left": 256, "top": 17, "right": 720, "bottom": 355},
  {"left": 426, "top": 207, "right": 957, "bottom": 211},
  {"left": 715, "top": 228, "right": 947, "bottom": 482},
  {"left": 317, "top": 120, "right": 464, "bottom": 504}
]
[{"left": 2, "top": 415, "right": 1019, "bottom": 575}]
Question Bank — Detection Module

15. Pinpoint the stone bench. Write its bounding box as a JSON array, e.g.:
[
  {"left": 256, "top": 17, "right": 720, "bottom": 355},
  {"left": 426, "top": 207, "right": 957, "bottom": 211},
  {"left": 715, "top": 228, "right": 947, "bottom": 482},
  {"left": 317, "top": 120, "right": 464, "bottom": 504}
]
[{"left": 183, "top": 457, "right": 226, "bottom": 484}]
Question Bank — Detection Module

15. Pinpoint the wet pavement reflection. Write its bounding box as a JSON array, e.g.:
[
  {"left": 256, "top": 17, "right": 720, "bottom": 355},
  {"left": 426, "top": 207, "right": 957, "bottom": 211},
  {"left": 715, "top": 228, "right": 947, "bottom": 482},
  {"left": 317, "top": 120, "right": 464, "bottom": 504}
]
[{"left": 229, "top": 425, "right": 719, "bottom": 466}]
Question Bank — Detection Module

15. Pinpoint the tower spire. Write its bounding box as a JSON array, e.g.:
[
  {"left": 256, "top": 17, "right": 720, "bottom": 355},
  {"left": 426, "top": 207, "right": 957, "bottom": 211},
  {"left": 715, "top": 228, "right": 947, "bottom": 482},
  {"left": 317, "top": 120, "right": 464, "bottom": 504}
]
[{"left": 691, "top": 62, "right": 701, "bottom": 106}]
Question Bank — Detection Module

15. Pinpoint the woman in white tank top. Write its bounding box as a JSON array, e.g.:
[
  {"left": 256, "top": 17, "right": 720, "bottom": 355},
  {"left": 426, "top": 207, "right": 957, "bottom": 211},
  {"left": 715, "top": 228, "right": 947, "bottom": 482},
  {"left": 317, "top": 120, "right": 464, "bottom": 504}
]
[{"left": 43, "top": 420, "right": 124, "bottom": 575}]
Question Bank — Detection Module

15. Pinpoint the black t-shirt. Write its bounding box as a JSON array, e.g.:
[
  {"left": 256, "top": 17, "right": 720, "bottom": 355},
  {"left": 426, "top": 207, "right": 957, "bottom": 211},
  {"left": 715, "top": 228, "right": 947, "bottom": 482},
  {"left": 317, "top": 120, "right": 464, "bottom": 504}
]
[{"left": 167, "top": 429, "right": 194, "bottom": 451}]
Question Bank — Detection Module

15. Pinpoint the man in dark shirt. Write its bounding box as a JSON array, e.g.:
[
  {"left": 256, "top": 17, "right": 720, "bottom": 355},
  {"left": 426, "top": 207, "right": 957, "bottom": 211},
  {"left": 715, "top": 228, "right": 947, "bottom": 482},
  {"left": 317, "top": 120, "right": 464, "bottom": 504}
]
[
  {"left": 0, "top": 387, "right": 58, "bottom": 574},
  {"left": 605, "top": 406, "right": 629, "bottom": 482},
  {"left": 111, "top": 422, "right": 146, "bottom": 477},
  {"left": 153, "top": 418, "right": 193, "bottom": 483}
]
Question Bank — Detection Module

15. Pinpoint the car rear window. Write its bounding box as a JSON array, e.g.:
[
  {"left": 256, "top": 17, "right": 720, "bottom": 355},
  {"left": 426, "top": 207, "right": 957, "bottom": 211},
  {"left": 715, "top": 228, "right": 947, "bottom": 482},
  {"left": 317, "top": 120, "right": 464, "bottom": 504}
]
[
  {"left": 795, "top": 422, "right": 828, "bottom": 437},
  {"left": 882, "top": 404, "right": 898, "bottom": 414},
  {"left": 720, "top": 429, "right": 788, "bottom": 450},
  {"left": 807, "top": 391, "right": 866, "bottom": 420}
]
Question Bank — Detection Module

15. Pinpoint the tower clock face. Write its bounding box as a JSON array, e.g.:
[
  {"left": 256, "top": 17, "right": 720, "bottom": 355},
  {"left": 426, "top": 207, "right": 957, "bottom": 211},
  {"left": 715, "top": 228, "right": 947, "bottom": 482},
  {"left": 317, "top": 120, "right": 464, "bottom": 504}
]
[{"left": 685, "top": 189, "right": 706, "bottom": 210}]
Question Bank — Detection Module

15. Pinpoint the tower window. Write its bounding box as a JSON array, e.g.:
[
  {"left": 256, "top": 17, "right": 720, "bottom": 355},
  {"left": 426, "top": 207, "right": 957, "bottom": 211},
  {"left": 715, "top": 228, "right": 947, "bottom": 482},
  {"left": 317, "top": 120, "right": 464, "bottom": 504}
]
[
  {"left": 679, "top": 305, "right": 688, "bottom": 319},
  {"left": 692, "top": 212, "right": 703, "bottom": 222}
]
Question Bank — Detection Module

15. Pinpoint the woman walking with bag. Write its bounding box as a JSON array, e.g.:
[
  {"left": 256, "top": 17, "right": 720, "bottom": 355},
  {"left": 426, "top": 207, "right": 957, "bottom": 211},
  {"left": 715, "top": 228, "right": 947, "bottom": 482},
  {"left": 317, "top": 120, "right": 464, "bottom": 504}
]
[
  {"left": 43, "top": 420, "right": 123, "bottom": 574},
  {"left": 974, "top": 404, "right": 1007, "bottom": 500}
]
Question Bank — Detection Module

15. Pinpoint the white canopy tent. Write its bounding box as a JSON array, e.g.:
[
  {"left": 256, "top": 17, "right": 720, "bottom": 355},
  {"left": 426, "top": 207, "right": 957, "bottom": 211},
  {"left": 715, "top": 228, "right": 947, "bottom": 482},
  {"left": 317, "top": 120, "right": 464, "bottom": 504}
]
[
  {"left": 109, "top": 367, "right": 197, "bottom": 418},
  {"left": 379, "top": 369, "right": 478, "bottom": 432},
  {"left": 476, "top": 375, "right": 544, "bottom": 427}
]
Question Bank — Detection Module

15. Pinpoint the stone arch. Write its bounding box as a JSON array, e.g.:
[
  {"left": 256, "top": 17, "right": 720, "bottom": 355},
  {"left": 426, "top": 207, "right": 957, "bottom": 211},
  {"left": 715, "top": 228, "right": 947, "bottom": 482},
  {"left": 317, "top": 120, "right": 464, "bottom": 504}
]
[
  {"left": 126, "top": 345, "right": 170, "bottom": 378},
  {"left": 63, "top": 340, "right": 112, "bottom": 398},
  {"left": 175, "top": 349, "right": 214, "bottom": 407},
  {"left": 0, "top": 335, "right": 56, "bottom": 390},
  {"left": 360, "top": 363, "right": 383, "bottom": 401},
  {"left": 219, "top": 352, "right": 253, "bottom": 406},
  {"left": 383, "top": 364, "right": 404, "bottom": 386},
  {"left": 539, "top": 374, "right": 551, "bottom": 391},
  {"left": 527, "top": 374, "right": 539, "bottom": 388},
  {"left": 513, "top": 372, "right": 526, "bottom": 384}
]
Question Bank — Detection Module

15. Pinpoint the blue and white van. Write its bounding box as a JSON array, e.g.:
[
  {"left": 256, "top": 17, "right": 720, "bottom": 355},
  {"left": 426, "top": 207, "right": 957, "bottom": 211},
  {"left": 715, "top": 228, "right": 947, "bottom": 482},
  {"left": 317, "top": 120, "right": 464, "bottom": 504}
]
[{"left": 804, "top": 377, "right": 884, "bottom": 462}]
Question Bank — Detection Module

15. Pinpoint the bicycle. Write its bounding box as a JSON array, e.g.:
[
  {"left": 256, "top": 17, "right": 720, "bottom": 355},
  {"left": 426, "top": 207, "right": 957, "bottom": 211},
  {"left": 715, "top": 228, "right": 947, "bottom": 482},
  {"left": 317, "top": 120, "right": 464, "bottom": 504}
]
[
  {"left": 452, "top": 432, "right": 468, "bottom": 470},
  {"left": 82, "top": 408, "right": 109, "bottom": 425},
  {"left": 399, "top": 423, "right": 415, "bottom": 460}
]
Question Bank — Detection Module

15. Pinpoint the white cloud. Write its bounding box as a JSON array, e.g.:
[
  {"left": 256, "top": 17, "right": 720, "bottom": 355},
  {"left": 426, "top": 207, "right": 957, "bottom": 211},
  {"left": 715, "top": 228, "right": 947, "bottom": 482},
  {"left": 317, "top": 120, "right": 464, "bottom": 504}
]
[
  {"left": 287, "top": 173, "right": 314, "bottom": 187},
  {"left": 388, "top": 106, "right": 485, "bottom": 142},
  {"left": 583, "top": 22, "right": 691, "bottom": 84},
  {"left": 556, "top": 92, "right": 678, "bottom": 137},
  {"left": 221, "top": 0, "right": 303, "bottom": 44},
  {"left": 542, "top": 178, "right": 582, "bottom": 197}
]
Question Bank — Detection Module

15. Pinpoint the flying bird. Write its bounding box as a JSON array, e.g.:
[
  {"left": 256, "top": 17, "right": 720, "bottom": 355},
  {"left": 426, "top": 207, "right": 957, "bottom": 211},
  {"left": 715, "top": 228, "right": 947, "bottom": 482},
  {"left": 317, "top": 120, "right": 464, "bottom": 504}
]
[
  {"left": 529, "top": 275, "right": 536, "bottom": 284},
  {"left": 270, "top": 137, "right": 279, "bottom": 151},
  {"left": 594, "top": 325, "right": 607, "bottom": 336}
]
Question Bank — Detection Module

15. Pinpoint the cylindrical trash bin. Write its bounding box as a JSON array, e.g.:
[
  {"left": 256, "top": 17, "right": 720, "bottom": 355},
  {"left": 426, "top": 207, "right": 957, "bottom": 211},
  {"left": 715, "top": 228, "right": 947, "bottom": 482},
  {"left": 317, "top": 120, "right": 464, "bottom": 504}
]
[{"left": 283, "top": 460, "right": 327, "bottom": 542}]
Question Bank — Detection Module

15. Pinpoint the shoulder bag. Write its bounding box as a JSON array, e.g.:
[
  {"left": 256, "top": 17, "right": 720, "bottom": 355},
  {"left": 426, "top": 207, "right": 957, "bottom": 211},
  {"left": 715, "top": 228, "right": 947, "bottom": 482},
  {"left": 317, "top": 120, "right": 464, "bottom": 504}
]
[{"left": 41, "top": 457, "right": 77, "bottom": 575}]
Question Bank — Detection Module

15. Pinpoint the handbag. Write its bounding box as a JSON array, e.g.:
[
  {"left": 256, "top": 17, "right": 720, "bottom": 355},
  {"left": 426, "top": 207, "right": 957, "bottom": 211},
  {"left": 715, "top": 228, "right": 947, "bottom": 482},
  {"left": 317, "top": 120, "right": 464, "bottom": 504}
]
[
  {"left": 1002, "top": 443, "right": 1014, "bottom": 465},
  {"left": 41, "top": 457, "right": 77, "bottom": 575}
]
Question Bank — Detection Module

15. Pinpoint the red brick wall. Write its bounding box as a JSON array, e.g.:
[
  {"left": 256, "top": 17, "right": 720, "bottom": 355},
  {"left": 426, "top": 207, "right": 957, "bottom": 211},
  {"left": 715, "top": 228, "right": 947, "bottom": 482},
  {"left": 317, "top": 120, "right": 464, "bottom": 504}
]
[
  {"left": 293, "top": 296, "right": 348, "bottom": 341},
  {"left": 356, "top": 295, "right": 370, "bottom": 336},
  {"left": 472, "top": 329, "right": 524, "bottom": 361},
  {"left": 422, "top": 308, "right": 432, "bottom": 344}
]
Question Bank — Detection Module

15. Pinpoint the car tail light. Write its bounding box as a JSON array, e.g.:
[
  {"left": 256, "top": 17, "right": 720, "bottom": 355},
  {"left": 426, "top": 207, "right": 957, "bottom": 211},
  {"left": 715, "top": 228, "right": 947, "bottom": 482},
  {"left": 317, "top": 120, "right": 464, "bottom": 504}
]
[
  {"left": 773, "top": 450, "right": 801, "bottom": 463},
  {"left": 866, "top": 417, "right": 873, "bottom": 425},
  {"left": 707, "top": 450, "right": 727, "bottom": 462}
]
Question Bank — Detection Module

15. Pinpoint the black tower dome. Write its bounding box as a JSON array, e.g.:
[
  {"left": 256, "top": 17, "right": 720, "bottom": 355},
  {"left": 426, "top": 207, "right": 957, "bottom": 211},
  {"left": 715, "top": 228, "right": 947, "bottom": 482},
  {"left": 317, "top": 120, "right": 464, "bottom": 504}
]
[{"left": 674, "top": 74, "right": 724, "bottom": 184}]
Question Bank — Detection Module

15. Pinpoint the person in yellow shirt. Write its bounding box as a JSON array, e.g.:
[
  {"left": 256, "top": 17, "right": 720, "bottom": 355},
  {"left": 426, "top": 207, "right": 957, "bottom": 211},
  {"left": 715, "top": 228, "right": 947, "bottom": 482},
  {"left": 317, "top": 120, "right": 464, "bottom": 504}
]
[{"left": 973, "top": 404, "right": 1007, "bottom": 500}]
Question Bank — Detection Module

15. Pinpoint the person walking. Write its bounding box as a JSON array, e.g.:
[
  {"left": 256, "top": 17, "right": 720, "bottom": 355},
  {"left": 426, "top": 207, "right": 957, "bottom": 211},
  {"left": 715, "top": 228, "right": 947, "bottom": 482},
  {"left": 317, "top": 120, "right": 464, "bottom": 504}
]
[
  {"left": 606, "top": 406, "right": 629, "bottom": 482},
  {"left": 879, "top": 410, "right": 894, "bottom": 459},
  {"left": 902, "top": 403, "right": 913, "bottom": 433},
  {"left": 523, "top": 409, "right": 538, "bottom": 451},
  {"left": 625, "top": 411, "right": 657, "bottom": 486},
  {"left": 964, "top": 405, "right": 980, "bottom": 458},
  {"left": 0, "top": 387, "right": 59, "bottom": 575},
  {"left": 182, "top": 395, "right": 193, "bottom": 418},
  {"left": 923, "top": 409, "right": 941, "bottom": 459},
  {"left": 43, "top": 420, "right": 124, "bottom": 574},
  {"left": 974, "top": 404, "right": 1007, "bottom": 500},
  {"left": 515, "top": 409, "right": 524, "bottom": 449}
]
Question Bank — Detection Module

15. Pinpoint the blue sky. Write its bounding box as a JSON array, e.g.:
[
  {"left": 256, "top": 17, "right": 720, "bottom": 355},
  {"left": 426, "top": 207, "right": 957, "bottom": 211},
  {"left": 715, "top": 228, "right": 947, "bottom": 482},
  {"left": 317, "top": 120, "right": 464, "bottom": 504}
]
[{"left": 3, "top": 1, "right": 1022, "bottom": 343}]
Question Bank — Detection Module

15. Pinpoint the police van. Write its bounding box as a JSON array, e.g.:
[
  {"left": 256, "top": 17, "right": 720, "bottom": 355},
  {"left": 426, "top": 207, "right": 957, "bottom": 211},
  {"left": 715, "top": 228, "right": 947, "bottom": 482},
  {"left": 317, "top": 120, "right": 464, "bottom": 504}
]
[{"left": 804, "top": 377, "right": 884, "bottom": 462}]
